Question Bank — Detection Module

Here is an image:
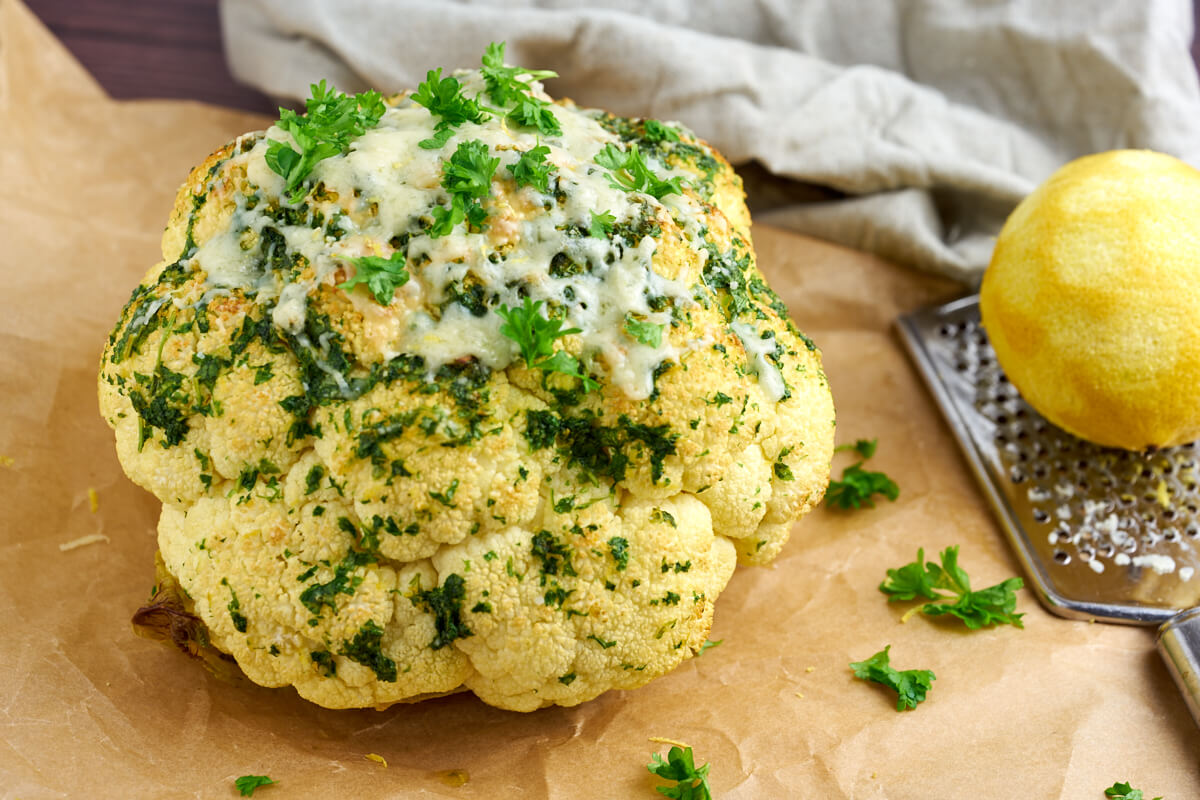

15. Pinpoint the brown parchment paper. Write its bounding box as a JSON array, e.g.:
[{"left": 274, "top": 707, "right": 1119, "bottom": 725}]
[{"left": 1, "top": 2, "right": 1196, "bottom": 797}]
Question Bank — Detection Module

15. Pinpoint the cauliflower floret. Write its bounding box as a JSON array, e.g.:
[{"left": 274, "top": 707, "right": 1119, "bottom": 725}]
[
  {"left": 432, "top": 492, "right": 736, "bottom": 710},
  {"left": 100, "top": 59, "right": 834, "bottom": 711}
]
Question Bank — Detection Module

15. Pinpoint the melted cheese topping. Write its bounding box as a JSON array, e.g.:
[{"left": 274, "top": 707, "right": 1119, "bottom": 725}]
[{"left": 187, "top": 71, "right": 708, "bottom": 399}]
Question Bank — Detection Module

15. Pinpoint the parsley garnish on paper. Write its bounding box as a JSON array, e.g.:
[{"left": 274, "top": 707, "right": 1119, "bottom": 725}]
[
  {"left": 1104, "top": 781, "right": 1162, "bottom": 800},
  {"left": 849, "top": 645, "right": 935, "bottom": 711},
  {"left": 879, "top": 546, "right": 1025, "bottom": 630},
  {"left": 234, "top": 774, "right": 276, "bottom": 797},
  {"left": 496, "top": 297, "right": 598, "bottom": 391},
  {"left": 825, "top": 437, "right": 899, "bottom": 510},
  {"left": 265, "top": 80, "right": 385, "bottom": 203},
  {"left": 647, "top": 745, "right": 712, "bottom": 800}
]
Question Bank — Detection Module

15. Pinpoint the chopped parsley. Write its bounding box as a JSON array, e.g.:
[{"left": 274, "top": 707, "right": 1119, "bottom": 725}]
[
  {"left": 647, "top": 746, "right": 712, "bottom": 800},
  {"left": 507, "top": 97, "right": 562, "bottom": 136},
  {"left": 508, "top": 144, "right": 556, "bottom": 192},
  {"left": 642, "top": 119, "right": 681, "bottom": 143},
  {"left": 429, "top": 139, "right": 500, "bottom": 237},
  {"left": 414, "top": 573, "right": 472, "bottom": 649},
  {"left": 234, "top": 775, "right": 276, "bottom": 797},
  {"left": 835, "top": 438, "right": 878, "bottom": 458},
  {"left": 265, "top": 80, "right": 385, "bottom": 202},
  {"left": 1104, "top": 782, "right": 1162, "bottom": 800},
  {"left": 879, "top": 546, "right": 1025, "bottom": 630},
  {"left": 337, "top": 252, "right": 410, "bottom": 305},
  {"left": 826, "top": 463, "right": 898, "bottom": 509},
  {"left": 339, "top": 619, "right": 397, "bottom": 682},
  {"left": 588, "top": 210, "right": 615, "bottom": 238},
  {"left": 608, "top": 536, "right": 630, "bottom": 570},
  {"left": 411, "top": 67, "right": 489, "bottom": 149},
  {"left": 623, "top": 314, "right": 664, "bottom": 348},
  {"left": 496, "top": 297, "right": 597, "bottom": 390},
  {"left": 594, "top": 142, "right": 685, "bottom": 199},
  {"left": 849, "top": 645, "right": 935, "bottom": 711},
  {"left": 480, "top": 42, "right": 558, "bottom": 110}
]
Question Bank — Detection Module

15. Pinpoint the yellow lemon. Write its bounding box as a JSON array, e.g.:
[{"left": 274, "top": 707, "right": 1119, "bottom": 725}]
[{"left": 980, "top": 150, "right": 1200, "bottom": 450}]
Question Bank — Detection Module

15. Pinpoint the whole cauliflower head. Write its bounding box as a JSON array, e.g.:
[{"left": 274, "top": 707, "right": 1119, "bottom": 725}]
[{"left": 99, "top": 49, "right": 835, "bottom": 711}]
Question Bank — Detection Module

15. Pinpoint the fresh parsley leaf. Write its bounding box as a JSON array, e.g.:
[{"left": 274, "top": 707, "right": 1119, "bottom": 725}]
[
  {"left": 879, "top": 546, "right": 1025, "bottom": 630},
  {"left": 497, "top": 296, "right": 578, "bottom": 365},
  {"left": 429, "top": 139, "right": 500, "bottom": 237},
  {"left": 1104, "top": 781, "right": 1161, "bottom": 800},
  {"left": 496, "top": 297, "right": 598, "bottom": 391},
  {"left": 835, "top": 438, "right": 878, "bottom": 458},
  {"left": 647, "top": 746, "right": 712, "bottom": 800},
  {"left": 623, "top": 314, "right": 664, "bottom": 347},
  {"left": 266, "top": 80, "right": 386, "bottom": 203},
  {"left": 643, "top": 119, "right": 681, "bottom": 143},
  {"left": 480, "top": 41, "right": 558, "bottom": 107},
  {"left": 588, "top": 210, "right": 615, "bottom": 238},
  {"left": 878, "top": 548, "right": 942, "bottom": 602},
  {"left": 337, "top": 252, "right": 409, "bottom": 305},
  {"left": 508, "top": 145, "right": 556, "bottom": 192},
  {"left": 507, "top": 98, "right": 562, "bottom": 136},
  {"left": 923, "top": 576, "right": 1025, "bottom": 629},
  {"left": 594, "top": 143, "right": 686, "bottom": 199},
  {"left": 536, "top": 350, "right": 598, "bottom": 390},
  {"left": 234, "top": 775, "right": 276, "bottom": 797},
  {"left": 697, "top": 639, "right": 722, "bottom": 656},
  {"left": 411, "top": 68, "right": 490, "bottom": 149},
  {"left": 849, "top": 645, "right": 935, "bottom": 711},
  {"left": 826, "top": 462, "right": 899, "bottom": 510}
]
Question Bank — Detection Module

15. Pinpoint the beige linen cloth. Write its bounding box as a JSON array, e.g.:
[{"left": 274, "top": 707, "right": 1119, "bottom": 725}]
[{"left": 220, "top": 0, "right": 1200, "bottom": 283}]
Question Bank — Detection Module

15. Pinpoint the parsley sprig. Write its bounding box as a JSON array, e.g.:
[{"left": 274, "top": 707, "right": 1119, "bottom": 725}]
[
  {"left": 411, "top": 68, "right": 490, "bottom": 149},
  {"left": 647, "top": 746, "right": 712, "bottom": 800},
  {"left": 594, "top": 143, "right": 685, "bottom": 200},
  {"left": 623, "top": 314, "right": 664, "bottom": 347},
  {"left": 509, "top": 144, "right": 556, "bottom": 192},
  {"left": 496, "top": 297, "right": 597, "bottom": 391},
  {"left": 826, "top": 437, "right": 899, "bottom": 510},
  {"left": 234, "top": 774, "right": 276, "bottom": 797},
  {"left": 481, "top": 42, "right": 557, "bottom": 104},
  {"left": 266, "top": 81, "right": 386, "bottom": 204},
  {"left": 588, "top": 210, "right": 616, "bottom": 238},
  {"left": 338, "top": 252, "right": 409, "bottom": 305},
  {"left": 643, "top": 119, "right": 681, "bottom": 143},
  {"left": 1104, "top": 782, "right": 1162, "bottom": 800},
  {"left": 880, "top": 546, "right": 1025, "bottom": 630},
  {"left": 480, "top": 42, "right": 561, "bottom": 137},
  {"left": 849, "top": 645, "right": 935, "bottom": 711},
  {"left": 429, "top": 140, "right": 500, "bottom": 237}
]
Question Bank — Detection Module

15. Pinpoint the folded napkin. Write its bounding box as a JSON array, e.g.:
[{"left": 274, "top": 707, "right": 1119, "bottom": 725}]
[{"left": 220, "top": 0, "right": 1200, "bottom": 284}]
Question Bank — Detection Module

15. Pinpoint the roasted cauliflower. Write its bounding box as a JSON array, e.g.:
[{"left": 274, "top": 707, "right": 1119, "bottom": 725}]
[{"left": 99, "top": 45, "right": 835, "bottom": 711}]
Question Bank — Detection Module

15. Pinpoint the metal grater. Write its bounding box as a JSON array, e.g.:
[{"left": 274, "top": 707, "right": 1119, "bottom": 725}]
[{"left": 896, "top": 294, "right": 1200, "bottom": 624}]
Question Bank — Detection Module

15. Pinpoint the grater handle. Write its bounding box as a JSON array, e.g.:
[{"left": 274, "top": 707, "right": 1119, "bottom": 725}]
[{"left": 1156, "top": 607, "right": 1200, "bottom": 729}]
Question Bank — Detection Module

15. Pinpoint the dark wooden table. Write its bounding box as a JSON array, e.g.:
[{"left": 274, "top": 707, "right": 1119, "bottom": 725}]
[{"left": 25, "top": 0, "right": 1200, "bottom": 116}]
